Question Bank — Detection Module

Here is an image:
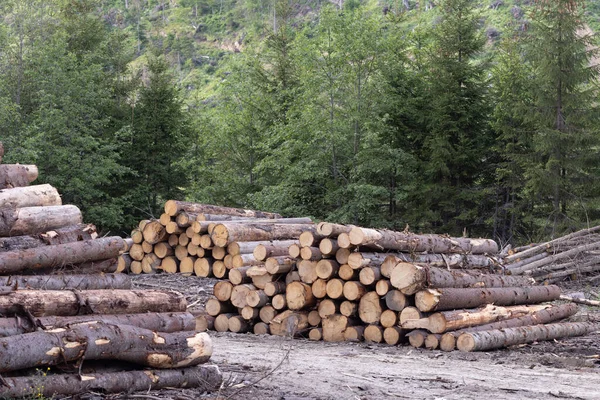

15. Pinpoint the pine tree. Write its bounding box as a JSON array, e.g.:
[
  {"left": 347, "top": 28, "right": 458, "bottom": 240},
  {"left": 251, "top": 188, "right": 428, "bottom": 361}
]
[{"left": 523, "top": 0, "right": 600, "bottom": 234}]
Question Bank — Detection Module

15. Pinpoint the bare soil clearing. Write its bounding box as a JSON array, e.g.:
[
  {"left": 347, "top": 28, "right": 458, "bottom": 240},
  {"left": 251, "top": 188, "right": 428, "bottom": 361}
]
[{"left": 131, "top": 274, "right": 600, "bottom": 400}]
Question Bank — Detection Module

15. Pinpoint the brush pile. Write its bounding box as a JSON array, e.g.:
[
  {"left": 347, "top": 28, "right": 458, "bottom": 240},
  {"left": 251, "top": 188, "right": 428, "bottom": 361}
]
[{"left": 0, "top": 142, "right": 220, "bottom": 398}]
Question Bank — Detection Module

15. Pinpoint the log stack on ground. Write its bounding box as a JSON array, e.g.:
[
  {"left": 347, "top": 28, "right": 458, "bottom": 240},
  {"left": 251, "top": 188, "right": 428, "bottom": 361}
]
[
  {"left": 197, "top": 217, "right": 595, "bottom": 352},
  {"left": 0, "top": 147, "right": 222, "bottom": 398}
]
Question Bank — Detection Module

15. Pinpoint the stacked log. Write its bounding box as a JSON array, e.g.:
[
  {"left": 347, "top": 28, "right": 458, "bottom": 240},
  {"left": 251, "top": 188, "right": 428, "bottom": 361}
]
[
  {"left": 502, "top": 226, "right": 600, "bottom": 284},
  {"left": 201, "top": 220, "right": 595, "bottom": 351},
  {"left": 0, "top": 148, "right": 221, "bottom": 398}
]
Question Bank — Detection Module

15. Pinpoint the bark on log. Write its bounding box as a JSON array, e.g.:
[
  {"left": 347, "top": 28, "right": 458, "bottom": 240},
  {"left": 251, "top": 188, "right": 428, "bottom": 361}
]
[
  {"left": 0, "top": 224, "right": 95, "bottom": 252},
  {"left": 391, "top": 263, "right": 535, "bottom": 295},
  {"left": 300, "top": 246, "right": 322, "bottom": 261},
  {"left": 0, "top": 164, "right": 38, "bottom": 189},
  {"left": 260, "top": 305, "right": 277, "bottom": 324},
  {"left": 229, "top": 317, "right": 251, "bottom": 333},
  {"left": 349, "top": 227, "right": 499, "bottom": 254},
  {"left": 0, "top": 321, "right": 212, "bottom": 372},
  {"left": 117, "top": 254, "right": 132, "bottom": 273},
  {"left": 286, "top": 282, "right": 315, "bottom": 310},
  {"left": 0, "top": 237, "right": 124, "bottom": 274},
  {"left": 205, "top": 298, "right": 236, "bottom": 316},
  {"left": 254, "top": 241, "right": 299, "bottom": 261},
  {"left": 0, "top": 312, "right": 196, "bottom": 337},
  {"left": 343, "top": 326, "right": 365, "bottom": 341},
  {"left": 265, "top": 256, "right": 295, "bottom": 274},
  {"left": 358, "top": 291, "right": 384, "bottom": 324},
  {"left": 407, "top": 330, "right": 428, "bottom": 348},
  {"left": 0, "top": 273, "right": 131, "bottom": 290},
  {"left": 264, "top": 281, "right": 287, "bottom": 297},
  {"left": 0, "top": 365, "right": 222, "bottom": 398},
  {"left": 0, "top": 289, "right": 186, "bottom": 317},
  {"left": 507, "top": 240, "right": 600, "bottom": 275},
  {"left": 195, "top": 314, "right": 215, "bottom": 332},
  {"left": 439, "top": 303, "right": 579, "bottom": 351},
  {"left": 0, "top": 205, "right": 82, "bottom": 236},
  {"left": 457, "top": 322, "right": 598, "bottom": 352},
  {"left": 164, "top": 201, "right": 282, "bottom": 218},
  {"left": 385, "top": 290, "right": 409, "bottom": 311},
  {"left": 0, "top": 184, "right": 61, "bottom": 209},
  {"left": 348, "top": 252, "right": 388, "bottom": 269},
  {"left": 211, "top": 223, "right": 316, "bottom": 247},
  {"left": 299, "top": 231, "right": 324, "bottom": 247},
  {"left": 382, "top": 254, "right": 497, "bottom": 277}
]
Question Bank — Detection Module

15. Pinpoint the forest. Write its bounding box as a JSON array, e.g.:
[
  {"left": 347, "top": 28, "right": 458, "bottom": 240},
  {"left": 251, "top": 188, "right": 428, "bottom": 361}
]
[{"left": 0, "top": 0, "right": 598, "bottom": 245}]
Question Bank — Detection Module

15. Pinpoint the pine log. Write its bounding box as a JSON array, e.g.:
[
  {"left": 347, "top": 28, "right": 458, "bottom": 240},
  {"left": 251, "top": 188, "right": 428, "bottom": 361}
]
[
  {"left": 0, "top": 274, "right": 131, "bottom": 290},
  {"left": 297, "top": 260, "right": 318, "bottom": 284},
  {"left": 382, "top": 254, "right": 497, "bottom": 277},
  {"left": 343, "top": 326, "right": 365, "bottom": 341},
  {"left": 230, "top": 284, "right": 256, "bottom": 308},
  {"left": 318, "top": 299, "right": 340, "bottom": 319},
  {"left": 174, "top": 245, "right": 188, "bottom": 261},
  {"left": 265, "top": 256, "right": 295, "bottom": 274},
  {"left": 259, "top": 305, "right": 278, "bottom": 323},
  {"left": 380, "top": 309, "right": 398, "bottom": 328},
  {"left": 130, "top": 261, "right": 142, "bottom": 274},
  {"left": 269, "top": 310, "right": 309, "bottom": 337},
  {"left": 457, "top": 322, "right": 598, "bottom": 352},
  {"left": 308, "top": 310, "right": 321, "bottom": 326},
  {"left": 230, "top": 317, "right": 252, "bottom": 333},
  {"left": 0, "top": 312, "right": 196, "bottom": 337},
  {"left": 0, "top": 164, "right": 38, "bottom": 189},
  {"left": 385, "top": 290, "right": 409, "bottom": 311},
  {"left": 247, "top": 290, "right": 269, "bottom": 308},
  {"left": 195, "top": 314, "right": 215, "bottom": 332},
  {"left": 129, "top": 244, "right": 144, "bottom": 261},
  {"left": 117, "top": 254, "right": 132, "bottom": 273},
  {"left": 254, "top": 322, "right": 270, "bottom": 334},
  {"left": 214, "top": 314, "right": 234, "bottom": 332},
  {"left": 0, "top": 224, "right": 95, "bottom": 252},
  {"left": 0, "top": 321, "right": 212, "bottom": 372},
  {"left": 142, "top": 220, "right": 168, "bottom": 245},
  {"left": 286, "top": 282, "right": 315, "bottom": 310},
  {"left": 439, "top": 303, "right": 579, "bottom": 352},
  {"left": 311, "top": 279, "right": 328, "bottom": 298},
  {"left": 196, "top": 213, "right": 257, "bottom": 221},
  {"left": 325, "top": 278, "right": 345, "bottom": 299},
  {"left": 560, "top": 295, "right": 600, "bottom": 307},
  {"left": 322, "top": 314, "right": 356, "bottom": 342},
  {"left": 376, "top": 279, "right": 392, "bottom": 296},
  {"left": 319, "top": 238, "right": 339, "bottom": 256},
  {"left": 205, "top": 298, "right": 235, "bottom": 317},
  {"left": 0, "top": 205, "right": 82, "bottom": 236},
  {"left": 348, "top": 252, "right": 388, "bottom": 269},
  {"left": 317, "top": 222, "right": 354, "bottom": 237},
  {"left": 200, "top": 234, "right": 213, "bottom": 249},
  {"left": 415, "top": 285, "right": 561, "bottom": 312},
  {"left": 425, "top": 334, "right": 442, "bottom": 350},
  {"left": 0, "top": 237, "right": 124, "bottom": 274},
  {"left": 179, "top": 256, "right": 195, "bottom": 276},
  {"left": 359, "top": 266, "right": 381, "bottom": 286},
  {"left": 348, "top": 227, "right": 499, "bottom": 254},
  {"left": 364, "top": 325, "right": 384, "bottom": 343},
  {"left": 272, "top": 294, "right": 287, "bottom": 310},
  {"left": 316, "top": 259, "right": 339, "bottom": 280},
  {"left": 212, "top": 260, "right": 227, "bottom": 278},
  {"left": 335, "top": 248, "right": 352, "bottom": 264},
  {"left": 337, "top": 233, "right": 352, "bottom": 248},
  {"left": 241, "top": 306, "right": 259, "bottom": 320},
  {"left": 309, "top": 328, "right": 323, "bottom": 341},
  {"left": 192, "top": 258, "right": 212, "bottom": 278},
  {"left": 358, "top": 291, "right": 384, "bottom": 324},
  {"left": 168, "top": 234, "right": 179, "bottom": 247},
  {"left": 0, "top": 289, "right": 186, "bottom": 317},
  {"left": 254, "top": 241, "right": 299, "bottom": 261},
  {"left": 391, "top": 263, "right": 535, "bottom": 295},
  {"left": 399, "top": 306, "right": 426, "bottom": 325},
  {"left": 212, "top": 223, "right": 316, "bottom": 247},
  {"left": 537, "top": 263, "right": 600, "bottom": 281},
  {"left": 343, "top": 281, "right": 367, "bottom": 301},
  {"left": 340, "top": 301, "right": 358, "bottom": 317},
  {"left": 407, "top": 330, "right": 428, "bottom": 348},
  {"left": 299, "top": 231, "right": 324, "bottom": 247},
  {"left": 0, "top": 184, "right": 61, "bottom": 209},
  {"left": 160, "top": 257, "right": 178, "bottom": 274},
  {"left": 402, "top": 304, "right": 550, "bottom": 333},
  {"left": 300, "top": 246, "right": 322, "bottom": 261},
  {"left": 166, "top": 221, "right": 184, "bottom": 235},
  {"left": 213, "top": 281, "right": 234, "bottom": 302},
  {"left": 288, "top": 243, "right": 301, "bottom": 258},
  {"left": 383, "top": 326, "right": 406, "bottom": 345},
  {"left": 164, "top": 201, "right": 282, "bottom": 218},
  {"left": 338, "top": 264, "right": 358, "bottom": 281},
  {"left": 264, "top": 281, "right": 287, "bottom": 297},
  {"left": 0, "top": 365, "right": 222, "bottom": 398},
  {"left": 141, "top": 253, "right": 160, "bottom": 274},
  {"left": 229, "top": 266, "right": 252, "bottom": 285}
]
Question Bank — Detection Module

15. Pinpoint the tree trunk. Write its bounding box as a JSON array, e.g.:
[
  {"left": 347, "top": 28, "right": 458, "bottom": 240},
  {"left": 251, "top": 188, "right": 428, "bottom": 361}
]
[
  {"left": 415, "top": 285, "right": 561, "bottom": 312},
  {"left": 0, "top": 311, "right": 196, "bottom": 337},
  {"left": 391, "top": 263, "right": 535, "bottom": 295},
  {"left": 439, "top": 303, "right": 578, "bottom": 351},
  {"left": 0, "top": 322, "right": 212, "bottom": 372},
  {"left": 0, "top": 365, "right": 222, "bottom": 398},
  {"left": 0, "top": 273, "right": 131, "bottom": 290},
  {"left": 358, "top": 291, "right": 384, "bottom": 324},
  {"left": 0, "top": 164, "right": 38, "bottom": 189},
  {"left": 0, "top": 289, "right": 186, "bottom": 317},
  {"left": 0, "top": 237, "right": 124, "bottom": 274},
  {"left": 348, "top": 227, "right": 499, "bottom": 254},
  {"left": 0, "top": 205, "right": 82, "bottom": 236},
  {"left": 211, "top": 223, "right": 316, "bottom": 247},
  {"left": 0, "top": 184, "right": 61, "bottom": 208},
  {"left": 164, "top": 200, "right": 282, "bottom": 218},
  {"left": 286, "top": 282, "right": 315, "bottom": 310},
  {"left": 457, "top": 322, "right": 598, "bottom": 352},
  {"left": 254, "top": 241, "right": 299, "bottom": 260}
]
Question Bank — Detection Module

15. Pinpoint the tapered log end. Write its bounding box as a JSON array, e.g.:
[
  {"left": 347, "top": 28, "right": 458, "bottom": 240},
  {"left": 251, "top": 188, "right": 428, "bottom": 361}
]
[
  {"left": 211, "top": 224, "right": 229, "bottom": 247},
  {"left": 390, "top": 262, "right": 424, "bottom": 295},
  {"left": 456, "top": 333, "right": 476, "bottom": 352},
  {"left": 348, "top": 227, "right": 364, "bottom": 246}
]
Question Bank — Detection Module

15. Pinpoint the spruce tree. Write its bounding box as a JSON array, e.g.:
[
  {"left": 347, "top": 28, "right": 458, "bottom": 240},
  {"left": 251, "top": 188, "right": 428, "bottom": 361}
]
[{"left": 523, "top": 0, "right": 600, "bottom": 234}]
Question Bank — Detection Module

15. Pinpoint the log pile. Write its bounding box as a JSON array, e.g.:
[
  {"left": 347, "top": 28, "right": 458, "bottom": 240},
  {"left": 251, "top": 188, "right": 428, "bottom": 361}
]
[
  {"left": 502, "top": 226, "right": 600, "bottom": 284},
  {"left": 192, "top": 219, "right": 597, "bottom": 351},
  {"left": 0, "top": 145, "right": 221, "bottom": 398}
]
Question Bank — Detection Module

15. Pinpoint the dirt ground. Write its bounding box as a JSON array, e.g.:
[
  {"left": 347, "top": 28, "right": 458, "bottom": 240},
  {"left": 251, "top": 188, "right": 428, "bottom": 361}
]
[{"left": 130, "top": 275, "right": 600, "bottom": 400}]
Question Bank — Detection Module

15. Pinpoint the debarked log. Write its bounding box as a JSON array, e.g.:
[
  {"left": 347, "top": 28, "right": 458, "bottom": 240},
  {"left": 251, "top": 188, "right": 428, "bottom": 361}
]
[
  {"left": 0, "top": 321, "right": 212, "bottom": 372},
  {"left": 0, "top": 365, "right": 222, "bottom": 398}
]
